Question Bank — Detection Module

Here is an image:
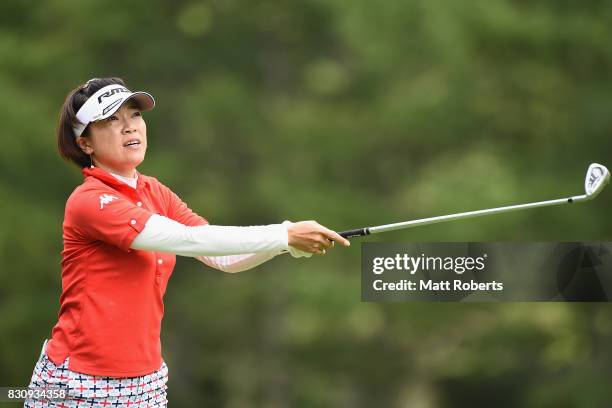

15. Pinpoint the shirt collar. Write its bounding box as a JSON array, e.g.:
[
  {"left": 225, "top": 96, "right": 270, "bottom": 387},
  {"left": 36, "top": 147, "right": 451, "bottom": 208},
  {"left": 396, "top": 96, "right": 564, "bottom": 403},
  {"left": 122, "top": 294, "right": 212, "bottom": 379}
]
[
  {"left": 111, "top": 172, "right": 138, "bottom": 189},
  {"left": 82, "top": 166, "right": 149, "bottom": 191}
]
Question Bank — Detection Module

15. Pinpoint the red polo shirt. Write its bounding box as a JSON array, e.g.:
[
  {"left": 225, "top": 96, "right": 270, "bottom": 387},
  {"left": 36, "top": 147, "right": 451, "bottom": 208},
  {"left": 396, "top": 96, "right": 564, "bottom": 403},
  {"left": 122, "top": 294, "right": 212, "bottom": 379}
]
[{"left": 45, "top": 167, "right": 208, "bottom": 377}]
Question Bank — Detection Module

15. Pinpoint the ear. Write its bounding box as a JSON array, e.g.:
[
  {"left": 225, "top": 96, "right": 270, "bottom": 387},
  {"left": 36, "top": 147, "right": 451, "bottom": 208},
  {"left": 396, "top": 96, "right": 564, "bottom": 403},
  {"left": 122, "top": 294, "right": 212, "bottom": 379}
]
[{"left": 76, "top": 136, "right": 93, "bottom": 154}]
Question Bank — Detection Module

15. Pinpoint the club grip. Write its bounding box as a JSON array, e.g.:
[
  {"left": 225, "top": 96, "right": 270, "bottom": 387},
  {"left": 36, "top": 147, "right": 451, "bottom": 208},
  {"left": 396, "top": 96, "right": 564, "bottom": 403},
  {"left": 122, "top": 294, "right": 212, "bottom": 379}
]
[{"left": 339, "top": 228, "right": 370, "bottom": 239}]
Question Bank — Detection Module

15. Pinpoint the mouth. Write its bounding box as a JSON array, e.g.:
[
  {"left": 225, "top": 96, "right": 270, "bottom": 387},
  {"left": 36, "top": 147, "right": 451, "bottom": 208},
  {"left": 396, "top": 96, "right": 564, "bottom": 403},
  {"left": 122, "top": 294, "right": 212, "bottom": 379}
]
[{"left": 123, "top": 138, "right": 142, "bottom": 148}]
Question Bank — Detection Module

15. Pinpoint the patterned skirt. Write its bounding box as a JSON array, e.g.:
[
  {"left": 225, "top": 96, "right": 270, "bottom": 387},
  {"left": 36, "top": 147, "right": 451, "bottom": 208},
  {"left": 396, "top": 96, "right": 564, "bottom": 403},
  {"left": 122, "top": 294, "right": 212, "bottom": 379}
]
[{"left": 24, "top": 340, "right": 168, "bottom": 407}]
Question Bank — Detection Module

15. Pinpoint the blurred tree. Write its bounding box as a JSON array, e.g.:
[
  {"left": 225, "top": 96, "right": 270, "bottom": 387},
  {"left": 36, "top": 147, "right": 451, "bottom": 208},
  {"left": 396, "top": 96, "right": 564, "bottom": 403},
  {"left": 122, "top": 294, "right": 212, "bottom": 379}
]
[{"left": 0, "top": 0, "right": 611, "bottom": 406}]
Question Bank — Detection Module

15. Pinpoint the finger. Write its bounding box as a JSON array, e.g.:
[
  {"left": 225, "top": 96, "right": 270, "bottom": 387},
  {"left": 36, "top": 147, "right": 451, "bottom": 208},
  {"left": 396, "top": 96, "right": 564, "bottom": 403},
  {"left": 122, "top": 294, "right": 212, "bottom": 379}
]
[
  {"left": 318, "top": 237, "right": 334, "bottom": 250},
  {"left": 322, "top": 229, "right": 351, "bottom": 247},
  {"left": 309, "top": 243, "right": 325, "bottom": 255}
]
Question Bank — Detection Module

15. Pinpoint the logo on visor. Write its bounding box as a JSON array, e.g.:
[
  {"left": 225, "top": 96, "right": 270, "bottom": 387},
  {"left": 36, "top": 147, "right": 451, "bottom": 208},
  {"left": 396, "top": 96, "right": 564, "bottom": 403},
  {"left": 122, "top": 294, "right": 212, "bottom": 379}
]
[
  {"left": 97, "top": 87, "right": 130, "bottom": 103},
  {"left": 99, "top": 194, "right": 119, "bottom": 209},
  {"left": 102, "top": 99, "right": 124, "bottom": 116}
]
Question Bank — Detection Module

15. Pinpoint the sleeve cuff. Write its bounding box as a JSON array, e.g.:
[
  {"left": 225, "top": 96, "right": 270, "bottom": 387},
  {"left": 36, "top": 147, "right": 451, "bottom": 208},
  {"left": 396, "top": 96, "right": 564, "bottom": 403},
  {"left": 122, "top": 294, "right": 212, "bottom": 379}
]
[
  {"left": 281, "top": 220, "right": 292, "bottom": 250},
  {"left": 122, "top": 211, "right": 154, "bottom": 252}
]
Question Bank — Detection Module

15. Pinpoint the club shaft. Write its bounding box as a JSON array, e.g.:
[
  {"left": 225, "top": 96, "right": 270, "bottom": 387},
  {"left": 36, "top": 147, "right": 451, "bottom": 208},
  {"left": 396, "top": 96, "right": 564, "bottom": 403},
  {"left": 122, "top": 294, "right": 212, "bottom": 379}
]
[{"left": 339, "top": 194, "right": 588, "bottom": 238}]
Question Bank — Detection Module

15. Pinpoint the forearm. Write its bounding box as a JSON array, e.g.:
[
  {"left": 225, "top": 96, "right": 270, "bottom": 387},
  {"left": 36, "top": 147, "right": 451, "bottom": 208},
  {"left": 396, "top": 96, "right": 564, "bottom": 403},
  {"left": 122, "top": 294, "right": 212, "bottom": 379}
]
[{"left": 131, "top": 214, "right": 289, "bottom": 256}]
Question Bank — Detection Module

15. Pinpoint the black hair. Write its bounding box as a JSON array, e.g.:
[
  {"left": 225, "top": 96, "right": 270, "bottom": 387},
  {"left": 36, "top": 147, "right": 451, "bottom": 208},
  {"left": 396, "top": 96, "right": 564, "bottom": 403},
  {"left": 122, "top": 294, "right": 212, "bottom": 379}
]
[{"left": 57, "top": 77, "right": 126, "bottom": 168}]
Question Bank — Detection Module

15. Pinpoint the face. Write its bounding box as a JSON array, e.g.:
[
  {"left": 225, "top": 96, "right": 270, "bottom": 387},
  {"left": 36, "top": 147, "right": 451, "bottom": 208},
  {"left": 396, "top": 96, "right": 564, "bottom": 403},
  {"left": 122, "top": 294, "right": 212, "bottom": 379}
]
[{"left": 77, "top": 102, "right": 147, "bottom": 177}]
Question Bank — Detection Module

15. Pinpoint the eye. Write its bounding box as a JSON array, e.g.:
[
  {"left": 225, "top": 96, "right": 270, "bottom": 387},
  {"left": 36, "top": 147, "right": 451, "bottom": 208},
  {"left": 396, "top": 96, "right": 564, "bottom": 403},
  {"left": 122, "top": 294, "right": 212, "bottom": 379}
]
[
  {"left": 132, "top": 111, "right": 142, "bottom": 117},
  {"left": 106, "top": 115, "right": 118, "bottom": 122}
]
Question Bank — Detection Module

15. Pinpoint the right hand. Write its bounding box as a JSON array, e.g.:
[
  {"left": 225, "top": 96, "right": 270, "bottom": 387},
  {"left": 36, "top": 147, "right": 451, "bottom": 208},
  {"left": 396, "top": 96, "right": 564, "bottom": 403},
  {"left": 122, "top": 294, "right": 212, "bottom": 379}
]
[{"left": 286, "top": 220, "right": 350, "bottom": 256}]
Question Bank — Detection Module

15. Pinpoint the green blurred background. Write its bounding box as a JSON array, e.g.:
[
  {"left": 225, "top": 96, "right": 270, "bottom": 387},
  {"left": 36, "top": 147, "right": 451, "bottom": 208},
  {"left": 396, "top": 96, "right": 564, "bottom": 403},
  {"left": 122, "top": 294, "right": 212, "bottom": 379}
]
[{"left": 1, "top": 0, "right": 611, "bottom": 406}]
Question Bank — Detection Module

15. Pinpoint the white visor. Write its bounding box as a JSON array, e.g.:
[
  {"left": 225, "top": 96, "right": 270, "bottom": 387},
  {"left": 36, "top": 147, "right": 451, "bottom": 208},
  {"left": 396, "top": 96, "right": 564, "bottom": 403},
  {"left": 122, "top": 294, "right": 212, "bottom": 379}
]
[{"left": 73, "top": 84, "right": 155, "bottom": 137}]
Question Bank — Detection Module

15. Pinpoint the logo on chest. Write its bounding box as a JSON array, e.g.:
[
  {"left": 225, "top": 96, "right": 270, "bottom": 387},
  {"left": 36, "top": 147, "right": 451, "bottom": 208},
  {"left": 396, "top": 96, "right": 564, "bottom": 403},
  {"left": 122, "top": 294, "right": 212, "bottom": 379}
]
[{"left": 99, "top": 194, "right": 119, "bottom": 209}]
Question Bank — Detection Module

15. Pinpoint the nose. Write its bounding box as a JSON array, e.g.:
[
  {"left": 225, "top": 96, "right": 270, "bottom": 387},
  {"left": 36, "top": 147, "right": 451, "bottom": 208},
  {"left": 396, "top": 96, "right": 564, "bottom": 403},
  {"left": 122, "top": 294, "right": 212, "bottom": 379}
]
[
  {"left": 119, "top": 110, "right": 139, "bottom": 134},
  {"left": 123, "top": 123, "right": 136, "bottom": 134}
]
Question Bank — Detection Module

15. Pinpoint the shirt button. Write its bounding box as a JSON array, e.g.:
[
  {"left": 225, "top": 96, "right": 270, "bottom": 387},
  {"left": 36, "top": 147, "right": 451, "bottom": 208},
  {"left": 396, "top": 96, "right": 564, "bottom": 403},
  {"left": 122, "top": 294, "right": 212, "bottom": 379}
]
[
  {"left": 158, "top": 259, "right": 163, "bottom": 265},
  {"left": 136, "top": 202, "right": 143, "bottom": 207},
  {"left": 130, "top": 219, "right": 136, "bottom": 225}
]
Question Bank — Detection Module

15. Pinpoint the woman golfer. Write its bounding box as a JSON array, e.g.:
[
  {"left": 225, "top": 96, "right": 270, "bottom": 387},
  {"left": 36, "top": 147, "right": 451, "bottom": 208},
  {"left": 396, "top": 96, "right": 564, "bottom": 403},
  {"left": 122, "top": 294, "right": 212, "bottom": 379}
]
[{"left": 25, "top": 77, "right": 349, "bottom": 407}]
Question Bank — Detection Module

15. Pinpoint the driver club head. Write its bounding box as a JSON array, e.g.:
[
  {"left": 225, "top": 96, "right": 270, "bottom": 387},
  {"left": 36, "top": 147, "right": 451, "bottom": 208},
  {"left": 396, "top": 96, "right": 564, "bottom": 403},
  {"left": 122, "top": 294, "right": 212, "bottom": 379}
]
[{"left": 584, "top": 163, "right": 610, "bottom": 199}]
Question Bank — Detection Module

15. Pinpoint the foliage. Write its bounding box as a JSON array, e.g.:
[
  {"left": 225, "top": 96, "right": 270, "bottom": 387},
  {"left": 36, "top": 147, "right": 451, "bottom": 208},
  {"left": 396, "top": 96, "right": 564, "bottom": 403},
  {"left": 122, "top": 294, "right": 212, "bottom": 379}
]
[{"left": 0, "top": 0, "right": 611, "bottom": 406}]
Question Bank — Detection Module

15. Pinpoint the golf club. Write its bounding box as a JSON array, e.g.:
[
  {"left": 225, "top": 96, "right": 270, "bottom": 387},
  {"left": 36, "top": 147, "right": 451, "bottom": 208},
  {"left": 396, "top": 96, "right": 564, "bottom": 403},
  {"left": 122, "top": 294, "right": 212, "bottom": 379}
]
[{"left": 338, "top": 162, "right": 610, "bottom": 239}]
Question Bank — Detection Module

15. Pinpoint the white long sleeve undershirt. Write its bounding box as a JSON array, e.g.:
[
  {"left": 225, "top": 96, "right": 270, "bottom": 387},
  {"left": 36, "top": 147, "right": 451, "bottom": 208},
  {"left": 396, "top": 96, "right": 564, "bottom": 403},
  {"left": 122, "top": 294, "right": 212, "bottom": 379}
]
[
  {"left": 195, "top": 252, "right": 281, "bottom": 273},
  {"left": 131, "top": 214, "right": 305, "bottom": 273}
]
